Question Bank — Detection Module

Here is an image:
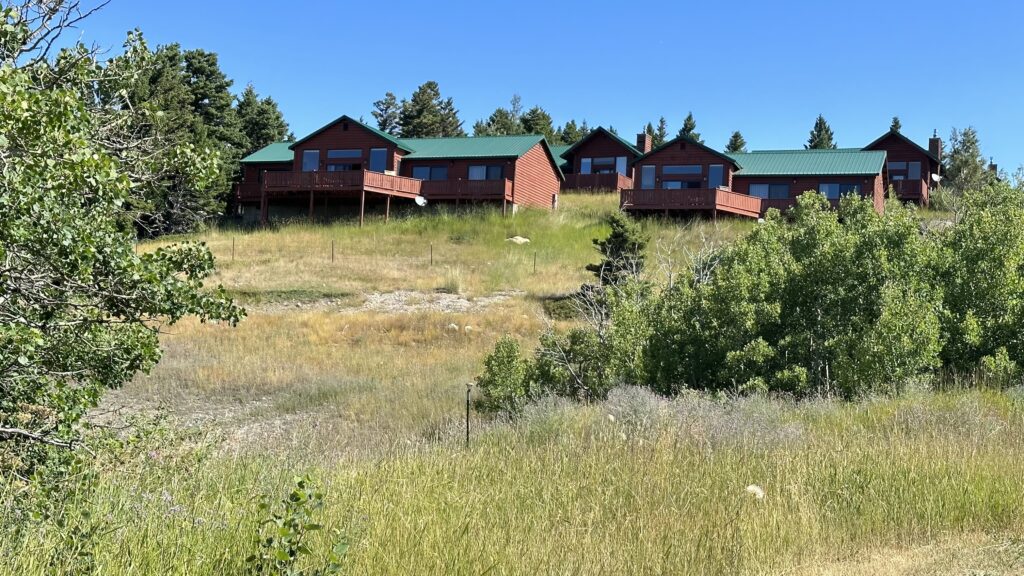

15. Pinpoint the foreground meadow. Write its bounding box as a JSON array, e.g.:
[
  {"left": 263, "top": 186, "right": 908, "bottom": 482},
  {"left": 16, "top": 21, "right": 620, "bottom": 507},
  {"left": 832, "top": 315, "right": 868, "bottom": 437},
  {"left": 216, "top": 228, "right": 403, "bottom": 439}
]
[{"left": 4, "top": 195, "right": 1021, "bottom": 575}]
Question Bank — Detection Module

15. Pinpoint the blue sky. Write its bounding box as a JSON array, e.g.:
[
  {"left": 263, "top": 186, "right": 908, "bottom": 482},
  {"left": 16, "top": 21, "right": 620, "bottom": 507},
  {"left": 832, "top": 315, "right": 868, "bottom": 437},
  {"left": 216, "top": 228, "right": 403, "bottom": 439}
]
[{"left": 79, "top": 0, "right": 1022, "bottom": 168}]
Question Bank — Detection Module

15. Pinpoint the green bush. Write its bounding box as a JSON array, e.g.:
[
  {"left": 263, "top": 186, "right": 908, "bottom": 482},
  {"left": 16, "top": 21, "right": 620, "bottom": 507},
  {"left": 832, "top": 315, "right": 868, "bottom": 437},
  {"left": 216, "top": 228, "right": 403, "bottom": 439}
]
[{"left": 475, "top": 336, "right": 533, "bottom": 414}]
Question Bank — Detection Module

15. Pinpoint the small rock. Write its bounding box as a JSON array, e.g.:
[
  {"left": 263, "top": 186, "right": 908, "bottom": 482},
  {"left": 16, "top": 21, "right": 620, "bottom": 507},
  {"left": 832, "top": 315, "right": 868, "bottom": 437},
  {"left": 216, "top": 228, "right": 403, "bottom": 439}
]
[
  {"left": 446, "top": 323, "right": 460, "bottom": 332},
  {"left": 506, "top": 236, "right": 530, "bottom": 245},
  {"left": 464, "top": 325, "right": 473, "bottom": 333}
]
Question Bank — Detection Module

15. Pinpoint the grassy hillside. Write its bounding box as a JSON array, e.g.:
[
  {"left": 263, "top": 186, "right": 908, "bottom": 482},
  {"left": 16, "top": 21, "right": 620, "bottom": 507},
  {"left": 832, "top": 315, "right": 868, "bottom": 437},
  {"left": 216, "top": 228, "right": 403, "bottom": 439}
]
[{"left": 6, "top": 195, "right": 1022, "bottom": 575}]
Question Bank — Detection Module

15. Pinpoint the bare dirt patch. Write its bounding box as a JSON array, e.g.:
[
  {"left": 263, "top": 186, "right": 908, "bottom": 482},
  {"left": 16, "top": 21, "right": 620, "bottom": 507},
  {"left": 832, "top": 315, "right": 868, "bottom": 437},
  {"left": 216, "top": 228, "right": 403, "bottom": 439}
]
[{"left": 250, "top": 289, "right": 523, "bottom": 314}]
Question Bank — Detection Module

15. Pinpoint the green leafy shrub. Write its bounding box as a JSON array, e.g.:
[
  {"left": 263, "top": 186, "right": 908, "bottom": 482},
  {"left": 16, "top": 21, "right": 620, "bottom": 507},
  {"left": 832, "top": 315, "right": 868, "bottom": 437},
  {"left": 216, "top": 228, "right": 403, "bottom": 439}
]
[
  {"left": 476, "top": 336, "right": 533, "bottom": 414},
  {"left": 247, "top": 475, "right": 348, "bottom": 576}
]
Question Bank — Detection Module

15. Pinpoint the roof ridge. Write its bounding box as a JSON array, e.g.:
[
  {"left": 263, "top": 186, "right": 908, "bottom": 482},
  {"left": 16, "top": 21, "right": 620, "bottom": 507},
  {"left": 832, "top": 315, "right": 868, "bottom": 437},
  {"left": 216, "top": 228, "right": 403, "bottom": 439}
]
[{"left": 400, "top": 134, "right": 542, "bottom": 141}]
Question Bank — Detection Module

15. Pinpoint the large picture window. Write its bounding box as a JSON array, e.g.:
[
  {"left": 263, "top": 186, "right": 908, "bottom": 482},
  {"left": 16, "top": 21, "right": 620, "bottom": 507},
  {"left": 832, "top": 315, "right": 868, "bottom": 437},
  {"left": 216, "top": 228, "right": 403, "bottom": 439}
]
[
  {"left": 412, "top": 166, "right": 448, "bottom": 181},
  {"left": 820, "top": 183, "right": 861, "bottom": 199},
  {"left": 750, "top": 183, "right": 790, "bottom": 199},
  {"left": 301, "top": 150, "right": 319, "bottom": 172},
  {"left": 369, "top": 148, "right": 387, "bottom": 172},
  {"left": 580, "top": 158, "right": 592, "bottom": 174},
  {"left": 615, "top": 156, "right": 628, "bottom": 175},
  {"left": 469, "top": 165, "right": 504, "bottom": 180}
]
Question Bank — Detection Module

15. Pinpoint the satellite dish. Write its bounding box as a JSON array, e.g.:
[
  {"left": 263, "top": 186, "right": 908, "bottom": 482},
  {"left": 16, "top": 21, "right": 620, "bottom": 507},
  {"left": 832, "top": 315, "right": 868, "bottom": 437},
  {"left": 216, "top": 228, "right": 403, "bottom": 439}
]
[
  {"left": 414, "top": 196, "right": 428, "bottom": 207},
  {"left": 931, "top": 173, "right": 942, "bottom": 183}
]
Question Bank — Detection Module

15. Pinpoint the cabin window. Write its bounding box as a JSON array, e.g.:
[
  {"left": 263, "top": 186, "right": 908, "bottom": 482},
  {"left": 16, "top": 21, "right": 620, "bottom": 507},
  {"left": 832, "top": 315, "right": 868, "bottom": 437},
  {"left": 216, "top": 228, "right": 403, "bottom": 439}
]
[
  {"left": 888, "top": 161, "right": 908, "bottom": 181},
  {"left": 663, "top": 165, "right": 701, "bottom": 175},
  {"left": 580, "top": 158, "right": 592, "bottom": 174},
  {"left": 469, "top": 165, "right": 504, "bottom": 180},
  {"left": 327, "top": 163, "right": 359, "bottom": 172},
  {"left": 328, "top": 149, "right": 361, "bottom": 159},
  {"left": 615, "top": 156, "right": 628, "bottom": 175},
  {"left": 709, "top": 165, "right": 724, "bottom": 189},
  {"left": 820, "top": 183, "right": 841, "bottom": 199},
  {"left": 840, "top": 184, "right": 860, "bottom": 196},
  {"left": 592, "top": 157, "right": 616, "bottom": 174},
  {"left": 369, "top": 148, "right": 387, "bottom": 172},
  {"left": 412, "top": 166, "right": 448, "bottom": 180},
  {"left": 301, "top": 150, "right": 319, "bottom": 172},
  {"left": 907, "top": 161, "right": 921, "bottom": 180},
  {"left": 640, "top": 165, "right": 656, "bottom": 189},
  {"left": 750, "top": 184, "right": 790, "bottom": 199}
]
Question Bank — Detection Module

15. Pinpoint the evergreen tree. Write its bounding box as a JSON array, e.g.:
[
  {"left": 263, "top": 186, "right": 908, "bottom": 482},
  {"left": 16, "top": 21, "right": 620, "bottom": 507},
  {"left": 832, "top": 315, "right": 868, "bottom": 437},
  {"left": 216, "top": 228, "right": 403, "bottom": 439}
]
[
  {"left": 473, "top": 95, "right": 525, "bottom": 136},
  {"left": 473, "top": 107, "right": 522, "bottom": 136},
  {"left": 654, "top": 116, "right": 669, "bottom": 147},
  {"left": 559, "top": 119, "right": 586, "bottom": 145},
  {"left": 521, "top": 105, "right": 557, "bottom": 141},
  {"left": 371, "top": 91, "right": 401, "bottom": 134},
  {"left": 676, "top": 111, "right": 702, "bottom": 143},
  {"left": 398, "top": 81, "right": 465, "bottom": 137},
  {"left": 726, "top": 130, "right": 748, "bottom": 153},
  {"left": 586, "top": 212, "right": 649, "bottom": 286},
  {"left": 945, "top": 127, "right": 993, "bottom": 194},
  {"left": 236, "top": 84, "right": 290, "bottom": 155},
  {"left": 183, "top": 49, "right": 245, "bottom": 150},
  {"left": 890, "top": 116, "right": 902, "bottom": 133},
  {"left": 608, "top": 126, "right": 618, "bottom": 136},
  {"left": 805, "top": 114, "right": 837, "bottom": 149},
  {"left": 644, "top": 121, "right": 655, "bottom": 143}
]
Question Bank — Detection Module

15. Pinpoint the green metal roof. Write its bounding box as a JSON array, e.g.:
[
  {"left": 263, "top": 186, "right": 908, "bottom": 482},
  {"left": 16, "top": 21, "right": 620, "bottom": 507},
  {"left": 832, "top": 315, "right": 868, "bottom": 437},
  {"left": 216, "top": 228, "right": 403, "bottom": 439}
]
[
  {"left": 240, "top": 141, "right": 294, "bottom": 163},
  {"left": 549, "top": 144, "right": 571, "bottom": 159},
  {"left": 548, "top": 144, "right": 571, "bottom": 170},
  {"left": 398, "top": 134, "right": 543, "bottom": 159},
  {"left": 727, "top": 148, "right": 887, "bottom": 176}
]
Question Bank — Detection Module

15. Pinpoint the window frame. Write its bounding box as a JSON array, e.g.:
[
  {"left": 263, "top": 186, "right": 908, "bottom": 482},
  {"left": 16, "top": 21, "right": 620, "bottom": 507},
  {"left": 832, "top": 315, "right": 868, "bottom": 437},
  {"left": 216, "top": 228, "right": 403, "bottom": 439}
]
[
  {"left": 368, "top": 148, "right": 388, "bottom": 172},
  {"left": 327, "top": 149, "right": 361, "bottom": 159},
  {"left": 301, "top": 150, "right": 320, "bottom": 172}
]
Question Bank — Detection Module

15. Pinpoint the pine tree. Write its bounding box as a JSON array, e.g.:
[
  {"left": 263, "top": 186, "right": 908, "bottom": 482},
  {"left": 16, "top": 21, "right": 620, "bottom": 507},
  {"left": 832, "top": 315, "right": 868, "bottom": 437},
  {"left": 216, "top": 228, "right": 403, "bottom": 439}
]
[
  {"left": 890, "top": 116, "right": 902, "bottom": 133},
  {"left": 473, "top": 108, "right": 522, "bottom": 136},
  {"left": 608, "top": 126, "right": 618, "bottom": 136},
  {"left": 559, "top": 120, "right": 583, "bottom": 145},
  {"left": 398, "top": 81, "right": 464, "bottom": 137},
  {"left": 644, "top": 121, "right": 655, "bottom": 142},
  {"left": 586, "top": 212, "right": 649, "bottom": 286},
  {"left": 183, "top": 49, "right": 245, "bottom": 150},
  {"left": 725, "top": 130, "right": 747, "bottom": 153},
  {"left": 805, "top": 114, "right": 837, "bottom": 149},
  {"left": 676, "top": 112, "right": 702, "bottom": 143},
  {"left": 371, "top": 91, "right": 401, "bottom": 135},
  {"left": 945, "top": 127, "right": 993, "bottom": 194},
  {"left": 521, "top": 106, "right": 557, "bottom": 141},
  {"left": 654, "top": 116, "right": 668, "bottom": 147},
  {"left": 236, "top": 84, "right": 290, "bottom": 155},
  {"left": 473, "top": 95, "right": 525, "bottom": 136}
]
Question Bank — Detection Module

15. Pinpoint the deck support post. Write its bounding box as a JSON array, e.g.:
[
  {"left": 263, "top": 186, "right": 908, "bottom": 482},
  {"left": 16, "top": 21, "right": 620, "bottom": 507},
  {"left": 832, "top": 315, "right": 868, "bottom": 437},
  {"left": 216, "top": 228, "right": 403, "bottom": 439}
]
[
  {"left": 385, "top": 195, "right": 391, "bottom": 223},
  {"left": 359, "top": 189, "right": 366, "bottom": 228},
  {"left": 502, "top": 198, "right": 507, "bottom": 217},
  {"left": 308, "top": 190, "right": 315, "bottom": 219},
  {"left": 260, "top": 188, "right": 268, "bottom": 226}
]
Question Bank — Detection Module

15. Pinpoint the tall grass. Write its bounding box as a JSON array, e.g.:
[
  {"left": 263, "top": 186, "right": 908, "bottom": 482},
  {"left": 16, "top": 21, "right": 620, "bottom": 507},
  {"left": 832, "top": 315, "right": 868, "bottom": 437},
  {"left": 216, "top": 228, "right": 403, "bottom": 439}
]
[{"left": 4, "top": 389, "right": 1023, "bottom": 575}]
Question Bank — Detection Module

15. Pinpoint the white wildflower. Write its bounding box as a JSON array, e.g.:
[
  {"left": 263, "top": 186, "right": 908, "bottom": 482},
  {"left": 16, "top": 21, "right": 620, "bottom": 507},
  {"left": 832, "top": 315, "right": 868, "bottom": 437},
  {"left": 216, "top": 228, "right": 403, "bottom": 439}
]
[{"left": 745, "top": 484, "right": 765, "bottom": 499}]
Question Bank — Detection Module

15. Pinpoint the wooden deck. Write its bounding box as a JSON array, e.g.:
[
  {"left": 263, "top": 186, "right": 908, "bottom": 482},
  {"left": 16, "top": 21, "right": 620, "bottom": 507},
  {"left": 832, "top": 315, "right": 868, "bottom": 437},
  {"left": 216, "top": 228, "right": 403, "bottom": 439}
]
[
  {"left": 419, "top": 179, "right": 512, "bottom": 202},
  {"left": 562, "top": 173, "right": 633, "bottom": 192},
  {"left": 620, "top": 188, "right": 762, "bottom": 219}
]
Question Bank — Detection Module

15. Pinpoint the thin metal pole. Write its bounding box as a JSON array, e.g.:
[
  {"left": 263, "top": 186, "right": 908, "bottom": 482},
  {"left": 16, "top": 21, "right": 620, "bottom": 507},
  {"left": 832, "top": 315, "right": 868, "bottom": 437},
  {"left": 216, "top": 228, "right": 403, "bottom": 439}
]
[
  {"left": 533, "top": 251, "right": 537, "bottom": 274},
  {"left": 430, "top": 243, "right": 433, "bottom": 266},
  {"left": 231, "top": 237, "right": 235, "bottom": 262},
  {"left": 465, "top": 384, "right": 471, "bottom": 448},
  {"left": 331, "top": 239, "right": 334, "bottom": 263}
]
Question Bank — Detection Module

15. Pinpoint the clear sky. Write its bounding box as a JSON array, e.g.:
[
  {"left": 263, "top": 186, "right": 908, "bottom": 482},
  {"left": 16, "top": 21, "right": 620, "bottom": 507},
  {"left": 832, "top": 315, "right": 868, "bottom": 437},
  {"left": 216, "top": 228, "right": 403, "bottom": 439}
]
[{"left": 76, "top": 0, "right": 1022, "bottom": 169}]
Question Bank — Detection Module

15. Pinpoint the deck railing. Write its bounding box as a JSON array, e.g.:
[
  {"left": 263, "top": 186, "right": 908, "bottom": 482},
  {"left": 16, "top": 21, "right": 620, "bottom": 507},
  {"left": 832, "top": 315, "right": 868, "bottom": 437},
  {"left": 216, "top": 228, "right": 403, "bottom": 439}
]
[
  {"left": 562, "top": 172, "right": 633, "bottom": 192},
  {"left": 419, "top": 179, "right": 512, "bottom": 201},
  {"left": 891, "top": 178, "right": 927, "bottom": 200},
  {"left": 620, "top": 187, "right": 762, "bottom": 217},
  {"left": 260, "top": 170, "right": 423, "bottom": 198}
]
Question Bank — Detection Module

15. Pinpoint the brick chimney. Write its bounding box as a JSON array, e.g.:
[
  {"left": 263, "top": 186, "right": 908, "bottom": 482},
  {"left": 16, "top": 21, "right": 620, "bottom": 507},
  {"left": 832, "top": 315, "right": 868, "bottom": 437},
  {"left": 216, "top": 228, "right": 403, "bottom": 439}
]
[
  {"left": 928, "top": 130, "right": 943, "bottom": 167},
  {"left": 989, "top": 157, "right": 998, "bottom": 175},
  {"left": 636, "top": 133, "right": 652, "bottom": 154}
]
